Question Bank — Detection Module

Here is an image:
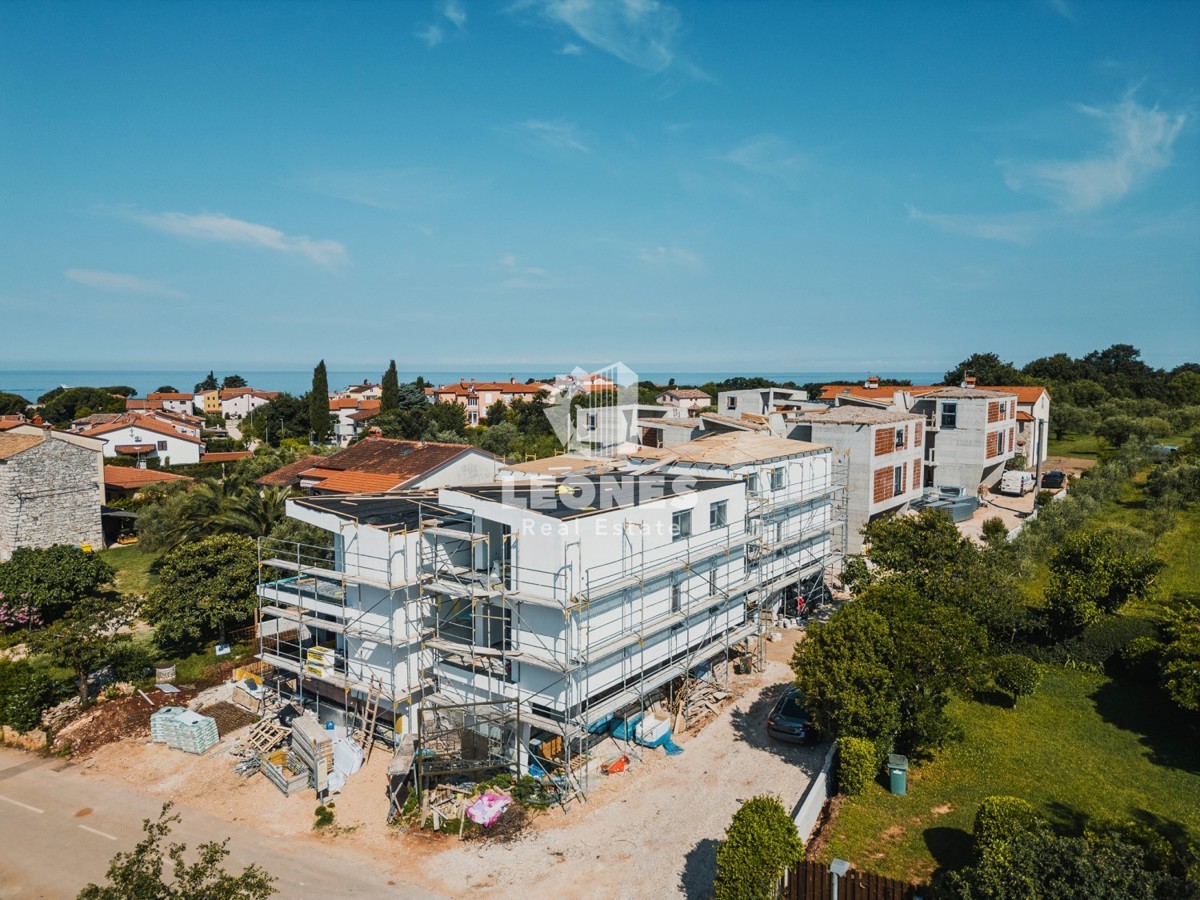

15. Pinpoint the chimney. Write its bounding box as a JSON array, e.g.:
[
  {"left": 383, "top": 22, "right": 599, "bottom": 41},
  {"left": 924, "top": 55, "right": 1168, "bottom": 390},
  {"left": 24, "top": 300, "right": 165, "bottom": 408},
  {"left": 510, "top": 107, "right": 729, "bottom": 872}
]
[
  {"left": 864, "top": 376, "right": 880, "bottom": 390},
  {"left": 368, "top": 426, "right": 382, "bottom": 437},
  {"left": 962, "top": 376, "right": 977, "bottom": 389}
]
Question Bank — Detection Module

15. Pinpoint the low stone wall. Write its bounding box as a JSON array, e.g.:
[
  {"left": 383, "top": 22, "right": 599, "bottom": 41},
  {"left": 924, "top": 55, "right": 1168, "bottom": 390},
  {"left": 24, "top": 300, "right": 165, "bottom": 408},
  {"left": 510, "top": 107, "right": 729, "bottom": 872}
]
[
  {"left": 1, "top": 725, "right": 48, "bottom": 751},
  {"left": 792, "top": 741, "right": 837, "bottom": 840}
]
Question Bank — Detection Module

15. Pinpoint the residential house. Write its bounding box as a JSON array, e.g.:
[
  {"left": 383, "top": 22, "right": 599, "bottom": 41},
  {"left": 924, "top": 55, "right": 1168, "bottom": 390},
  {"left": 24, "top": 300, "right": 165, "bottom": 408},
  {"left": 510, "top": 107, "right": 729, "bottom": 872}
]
[
  {"left": 102, "top": 465, "right": 191, "bottom": 502},
  {"left": 296, "top": 438, "right": 498, "bottom": 494},
  {"left": 330, "top": 397, "right": 381, "bottom": 446},
  {"left": 717, "top": 386, "right": 809, "bottom": 417},
  {"left": 146, "top": 391, "right": 196, "bottom": 415},
  {"left": 788, "top": 406, "right": 924, "bottom": 552},
  {"left": 0, "top": 429, "right": 105, "bottom": 560},
  {"left": 431, "top": 379, "right": 549, "bottom": 426},
  {"left": 194, "top": 389, "right": 220, "bottom": 415},
  {"left": 334, "top": 381, "right": 383, "bottom": 402},
  {"left": 977, "top": 385, "right": 1051, "bottom": 463},
  {"left": 909, "top": 387, "right": 1018, "bottom": 492},
  {"left": 254, "top": 455, "right": 326, "bottom": 489},
  {"left": 218, "top": 388, "right": 281, "bottom": 419},
  {"left": 655, "top": 388, "right": 713, "bottom": 417},
  {"left": 80, "top": 414, "right": 205, "bottom": 465}
]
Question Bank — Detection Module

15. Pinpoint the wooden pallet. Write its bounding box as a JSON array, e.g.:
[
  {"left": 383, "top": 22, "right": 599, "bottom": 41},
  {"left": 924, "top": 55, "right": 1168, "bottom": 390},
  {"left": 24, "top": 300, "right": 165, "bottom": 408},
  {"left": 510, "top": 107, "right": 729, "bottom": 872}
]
[{"left": 246, "top": 719, "right": 288, "bottom": 755}]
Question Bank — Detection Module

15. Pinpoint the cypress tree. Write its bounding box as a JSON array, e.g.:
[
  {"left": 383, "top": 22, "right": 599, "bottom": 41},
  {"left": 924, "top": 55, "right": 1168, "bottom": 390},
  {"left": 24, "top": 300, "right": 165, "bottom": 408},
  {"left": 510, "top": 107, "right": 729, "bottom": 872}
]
[
  {"left": 310, "top": 360, "right": 331, "bottom": 444},
  {"left": 381, "top": 360, "right": 400, "bottom": 413}
]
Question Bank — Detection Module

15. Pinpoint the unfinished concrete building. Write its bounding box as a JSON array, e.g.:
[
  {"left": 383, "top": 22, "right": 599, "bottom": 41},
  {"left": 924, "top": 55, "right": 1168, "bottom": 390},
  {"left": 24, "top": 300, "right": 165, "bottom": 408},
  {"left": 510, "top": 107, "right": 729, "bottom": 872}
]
[{"left": 256, "top": 452, "right": 844, "bottom": 800}]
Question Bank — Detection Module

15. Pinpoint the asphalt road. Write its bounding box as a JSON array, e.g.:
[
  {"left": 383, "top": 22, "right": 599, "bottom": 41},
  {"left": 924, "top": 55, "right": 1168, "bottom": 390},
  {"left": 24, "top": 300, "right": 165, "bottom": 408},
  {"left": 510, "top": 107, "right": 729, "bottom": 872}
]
[{"left": 0, "top": 747, "right": 435, "bottom": 899}]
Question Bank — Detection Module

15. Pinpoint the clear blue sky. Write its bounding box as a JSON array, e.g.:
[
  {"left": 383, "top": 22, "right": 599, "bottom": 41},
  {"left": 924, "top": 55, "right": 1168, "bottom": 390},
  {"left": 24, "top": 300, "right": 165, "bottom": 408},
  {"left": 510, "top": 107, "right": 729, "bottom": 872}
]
[{"left": 1, "top": 0, "right": 1196, "bottom": 372}]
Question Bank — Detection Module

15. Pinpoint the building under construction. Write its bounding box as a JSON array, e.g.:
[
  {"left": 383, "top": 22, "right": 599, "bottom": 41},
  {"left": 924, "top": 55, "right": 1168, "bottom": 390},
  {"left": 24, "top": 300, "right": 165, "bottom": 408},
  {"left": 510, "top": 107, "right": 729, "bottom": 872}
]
[{"left": 255, "top": 431, "right": 846, "bottom": 804}]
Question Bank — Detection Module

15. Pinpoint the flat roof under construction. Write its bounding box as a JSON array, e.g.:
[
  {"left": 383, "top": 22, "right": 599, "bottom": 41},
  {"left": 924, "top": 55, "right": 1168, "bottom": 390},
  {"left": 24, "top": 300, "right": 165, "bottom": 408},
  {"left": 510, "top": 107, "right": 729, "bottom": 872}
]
[{"left": 291, "top": 490, "right": 463, "bottom": 531}]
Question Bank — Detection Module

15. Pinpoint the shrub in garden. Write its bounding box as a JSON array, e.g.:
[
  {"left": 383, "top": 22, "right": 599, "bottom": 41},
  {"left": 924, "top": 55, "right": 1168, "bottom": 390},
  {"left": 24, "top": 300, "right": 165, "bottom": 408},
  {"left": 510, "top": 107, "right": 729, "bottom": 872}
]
[
  {"left": 713, "top": 795, "right": 804, "bottom": 900},
  {"left": 991, "top": 655, "right": 1043, "bottom": 705},
  {"left": 973, "top": 796, "right": 1039, "bottom": 862},
  {"left": 836, "top": 735, "right": 880, "bottom": 796}
]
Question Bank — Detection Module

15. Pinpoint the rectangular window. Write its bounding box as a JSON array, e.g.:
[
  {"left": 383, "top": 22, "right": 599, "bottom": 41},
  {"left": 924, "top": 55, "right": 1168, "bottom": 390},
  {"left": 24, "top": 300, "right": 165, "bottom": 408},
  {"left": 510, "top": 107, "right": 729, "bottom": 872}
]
[
  {"left": 468, "top": 412, "right": 478, "bottom": 425},
  {"left": 770, "top": 467, "right": 784, "bottom": 491},
  {"left": 941, "top": 401, "right": 958, "bottom": 429},
  {"left": 709, "top": 500, "right": 727, "bottom": 530},
  {"left": 894, "top": 465, "right": 903, "bottom": 495},
  {"left": 671, "top": 582, "right": 683, "bottom": 613},
  {"left": 672, "top": 509, "right": 692, "bottom": 541},
  {"left": 775, "top": 521, "right": 784, "bottom": 545},
  {"left": 709, "top": 568, "right": 718, "bottom": 594},
  {"left": 157, "top": 440, "right": 168, "bottom": 451},
  {"left": 587, "top": 413, "right": 597, "bottom": 429},
  {"left": 747, "top": 473, "right": 759, "bottom": 495},
  {"left": 726, "top": 396, "right": 737, "bottom": 410},
  {"left": 895, "top": 427, "right": 905, "bottom": 448}
]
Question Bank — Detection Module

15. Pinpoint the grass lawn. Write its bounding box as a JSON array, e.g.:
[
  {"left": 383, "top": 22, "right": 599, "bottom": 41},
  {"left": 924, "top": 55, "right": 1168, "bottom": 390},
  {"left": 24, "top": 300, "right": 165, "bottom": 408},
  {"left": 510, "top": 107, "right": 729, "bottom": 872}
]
[
  {"left": 817, "top": 668, "right": 1200, "bottom": 884},
  {"left": 1048, "top": 431, "right": 1104, "bottom": 459},
  {"left": 98, "top": 545, "right": 161, "bottom": 599}
]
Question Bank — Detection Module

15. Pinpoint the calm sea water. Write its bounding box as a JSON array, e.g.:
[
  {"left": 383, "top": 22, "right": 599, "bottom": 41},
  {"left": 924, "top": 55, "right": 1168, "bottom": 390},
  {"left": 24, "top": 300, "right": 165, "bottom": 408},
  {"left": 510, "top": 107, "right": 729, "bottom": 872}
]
[{"left": 0, "top": 369, "right": 945, "bottom": 401}]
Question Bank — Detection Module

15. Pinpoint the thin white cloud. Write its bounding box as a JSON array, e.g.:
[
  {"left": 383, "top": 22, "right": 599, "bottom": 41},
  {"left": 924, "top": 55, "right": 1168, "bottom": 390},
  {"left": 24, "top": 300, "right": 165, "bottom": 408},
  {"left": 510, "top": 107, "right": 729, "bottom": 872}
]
[
  {"left": 65, "top": 268, "right": 185, "bottom": 299},
  {"left": 521, "top": 119, "right": 590, "bottom": 153},
  {"left": 127, "top": 210, "right": 348, "bottom": 269},
  {"left": 415, "top": 23, "right": 444, "bottom": 47},
  {"left": 514, "top": 0, "right": 685, "bottom": 73},
  {"left": 905, "top": 206, "right": 1041, "bottom": 245},
  {"left": 1002, "top": 95, "right": 1186, "bottom": 212},
  {"left": 442, "top": 0, "right": 467, "bottom": 29},
  {"left": 638, "top": 245, "right": 704, "bottom": 270},
  {"left": 722, "top": 134, "right": 807, "bottom": 180},
  {"left": 556, "top": 41, "right": 584, "bottom": 56},
  {"left": 498, "top": 253, "right": 556, "bottom": 289},
  {"left": 1048, "top": 0, "right": 1076, "bottom": 22}
]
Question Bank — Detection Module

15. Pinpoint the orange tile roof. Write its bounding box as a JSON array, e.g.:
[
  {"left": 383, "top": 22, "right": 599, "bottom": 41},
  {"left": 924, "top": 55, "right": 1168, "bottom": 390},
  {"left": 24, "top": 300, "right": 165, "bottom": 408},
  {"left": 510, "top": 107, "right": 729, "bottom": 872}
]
[
  {"left": 1016, "top": 411, "right": 1035, "bottom": 422},
  {"left": 255, "top": 455, "right": 325, "bottom": 487},
  {"left": 0, "top": 416, "right": 28, "bottom": 432},
  {"left": 0, "top": 433, "right": 44, "bottom": 459},
  {"left": 309, "top": 470, "right": 404, "bottom": 493},
  {"left": 125, "top": 398, "right": 164, "bottom": 410},
  {"left": 330, "top": 397, "right": 381, "bottom": 411},
  {"left": 219, "top": 388, "right": 280, "bottom": 400},
  {"left": 147, "top": 392, "right": 194, "bottom": 401},
  {"left": 115, "top": 444, "right": 156, "bottom": 454},
  {"left": 81, "top": 414, "right": 203, "bottom": 444},
  {"left": 103, "top": 465, "right": 192, "bottom": 489},
  {"left": 977, "top": 385, "right": 1050, "bottom": 404},
  {"left": 199, "top": 451, "right": 253, "bottom": 463},
  {"left": 434, "top": 381, "right": 545, "bottom": 397}
]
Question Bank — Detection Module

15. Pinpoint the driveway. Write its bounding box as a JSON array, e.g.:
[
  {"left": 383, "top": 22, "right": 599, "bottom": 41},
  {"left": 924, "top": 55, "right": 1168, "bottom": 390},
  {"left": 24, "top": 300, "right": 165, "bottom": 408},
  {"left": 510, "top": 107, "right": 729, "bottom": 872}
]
[{"left": 0, "top": 748, "right": 434, "bottom": 899}]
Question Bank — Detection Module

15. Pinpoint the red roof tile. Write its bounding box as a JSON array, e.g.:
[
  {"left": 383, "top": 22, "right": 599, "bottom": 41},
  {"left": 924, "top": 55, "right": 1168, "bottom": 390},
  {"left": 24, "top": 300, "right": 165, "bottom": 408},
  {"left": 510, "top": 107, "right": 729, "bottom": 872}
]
[
  {"left": 199, "top": 451, "right": 253, "bottom": 463},
  {"left": 81, "top": 414, "right": 204, "bottom": 445},
  {"left": 103, "top": 465, "right": 192, "bottom": 489},
  {"left": 310, "top": 471, "right": 404, "bottom": 493},
  {"left": 255, "top": 455, "right": 325, "bottom": 487}
]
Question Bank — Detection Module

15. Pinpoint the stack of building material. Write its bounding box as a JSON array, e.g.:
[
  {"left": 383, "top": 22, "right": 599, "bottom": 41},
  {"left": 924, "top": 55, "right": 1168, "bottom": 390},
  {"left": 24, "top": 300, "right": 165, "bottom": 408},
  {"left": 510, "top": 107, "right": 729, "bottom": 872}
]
[
  {"left": 291, "top": 715, "right": 333, "bottom": 792},
  {"left": 150, "top": 707, "right": 220, "bottom": 754},
  {"left": 150, "top": 706, "right": 187, "bottom": 743}
]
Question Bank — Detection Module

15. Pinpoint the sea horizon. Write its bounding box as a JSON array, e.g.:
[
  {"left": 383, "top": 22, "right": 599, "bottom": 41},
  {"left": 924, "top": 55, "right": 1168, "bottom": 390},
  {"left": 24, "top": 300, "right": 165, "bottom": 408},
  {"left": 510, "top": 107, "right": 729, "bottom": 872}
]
[{"left": 0, "top": 368, "right": 947, "bottom": 402}]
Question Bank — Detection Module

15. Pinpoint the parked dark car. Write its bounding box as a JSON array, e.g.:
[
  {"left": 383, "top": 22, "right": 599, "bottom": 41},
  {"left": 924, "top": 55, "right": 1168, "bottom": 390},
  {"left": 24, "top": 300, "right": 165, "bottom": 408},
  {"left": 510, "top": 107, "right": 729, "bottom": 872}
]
[
  {"left": 1041, "top": 470, "right": 1066, "bottom": 489},
  {"left": 767, "top": 688, "right": 817, "bottom": 744}
]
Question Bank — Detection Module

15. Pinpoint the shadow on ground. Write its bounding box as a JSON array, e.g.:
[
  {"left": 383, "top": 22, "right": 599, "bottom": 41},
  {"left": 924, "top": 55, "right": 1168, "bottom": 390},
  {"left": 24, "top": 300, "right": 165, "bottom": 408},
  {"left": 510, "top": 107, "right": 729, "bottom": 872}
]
[
  {"left": 924, "top": 825, "right": 973, "bottom": 881},
  {"left": 1090, "top": 677, "right": 1200, "bottom": 774},
  {"left": 727, "top": 682, "right": 825, "bottom": 767},
  {"left": 680, "top": 837, "right": 719, "bottom": 899}
]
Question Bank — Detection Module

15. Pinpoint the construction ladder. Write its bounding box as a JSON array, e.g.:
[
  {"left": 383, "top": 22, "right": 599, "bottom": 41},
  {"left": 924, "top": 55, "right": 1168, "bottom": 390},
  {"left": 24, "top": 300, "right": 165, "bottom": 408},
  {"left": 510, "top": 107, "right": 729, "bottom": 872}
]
[{"left": 361, "top": 676, "right": 383, "bottom": 763}]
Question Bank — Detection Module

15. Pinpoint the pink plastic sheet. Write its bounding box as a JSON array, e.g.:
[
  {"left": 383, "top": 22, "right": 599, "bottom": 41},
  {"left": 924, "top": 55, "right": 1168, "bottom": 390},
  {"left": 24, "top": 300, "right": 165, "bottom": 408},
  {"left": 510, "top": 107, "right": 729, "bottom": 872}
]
[{"left": 465, "top": 792, "right": 511, "bottom": 826}]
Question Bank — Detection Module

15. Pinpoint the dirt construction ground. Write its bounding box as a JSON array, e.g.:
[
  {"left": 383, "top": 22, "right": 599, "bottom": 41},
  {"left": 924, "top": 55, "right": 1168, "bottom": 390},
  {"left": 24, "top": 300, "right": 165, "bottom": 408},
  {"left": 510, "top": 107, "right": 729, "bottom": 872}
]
[{"left": 79, "top": 628, "right": 823, "bottom": 898}]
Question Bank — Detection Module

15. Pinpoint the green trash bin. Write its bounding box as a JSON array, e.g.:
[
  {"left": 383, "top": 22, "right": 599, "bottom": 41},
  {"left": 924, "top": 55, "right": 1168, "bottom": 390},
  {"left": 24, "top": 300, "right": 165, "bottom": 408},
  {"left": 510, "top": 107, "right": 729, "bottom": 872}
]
[{"left": 887, "top": 754, "right": 908, "bottom": 795}]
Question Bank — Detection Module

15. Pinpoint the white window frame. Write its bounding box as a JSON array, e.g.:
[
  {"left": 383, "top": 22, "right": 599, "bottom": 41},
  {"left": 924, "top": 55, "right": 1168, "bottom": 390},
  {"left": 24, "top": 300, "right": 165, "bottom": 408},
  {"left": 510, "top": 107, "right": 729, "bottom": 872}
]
[
  {"left": 672, "top": 509, "right": 692, "bottom": 541},
  {"left": 709, "top": 500, "right": 727, "bottom": 530},
  {"left": 893, "top": 465, "right": 903, "bottom": 495},
  {"left": 894, "top": 427, "right": 905, "bottom": 448}
]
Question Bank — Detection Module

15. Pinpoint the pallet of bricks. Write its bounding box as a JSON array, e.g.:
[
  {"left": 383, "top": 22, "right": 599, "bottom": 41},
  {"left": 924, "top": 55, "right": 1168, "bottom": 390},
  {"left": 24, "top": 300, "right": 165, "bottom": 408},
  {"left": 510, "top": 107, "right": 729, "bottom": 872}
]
[{"left": 291, "top": 715, "right": 334, "bottom": 793}]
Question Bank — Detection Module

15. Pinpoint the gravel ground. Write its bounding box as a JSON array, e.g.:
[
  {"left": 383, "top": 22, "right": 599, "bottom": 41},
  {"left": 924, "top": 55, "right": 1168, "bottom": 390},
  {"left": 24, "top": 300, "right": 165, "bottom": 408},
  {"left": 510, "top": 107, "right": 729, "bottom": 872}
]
[{"left": 416, "top": 633, "right": 823, "bottom": 899}]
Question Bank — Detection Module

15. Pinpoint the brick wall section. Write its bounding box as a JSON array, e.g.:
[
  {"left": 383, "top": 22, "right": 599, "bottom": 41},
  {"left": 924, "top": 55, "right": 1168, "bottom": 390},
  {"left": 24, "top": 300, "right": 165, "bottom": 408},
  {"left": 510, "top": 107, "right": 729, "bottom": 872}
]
[
  {"left": 986, "top": 431, "right": 999, "bottom": 459},
  {"left": 1009, "top": 427, "right": 1015, "bottom": 451},
  {"left": 874, "top": 427, "right": 893, "bottom": 456},
  {"left": 912, "top": 459, "right": 921, "bottom": 491},
  {"left": 873, "top": 467, "right": 893, "bottom": 503},
  {"left": 914, "top": 421, "right": 923, "bottom": 447},
  {"left": 0, "top": 439, "right": 104, "bottom": 561},
  {"left": 988, "top": 401, "right": 1000, "bottom": 423}
]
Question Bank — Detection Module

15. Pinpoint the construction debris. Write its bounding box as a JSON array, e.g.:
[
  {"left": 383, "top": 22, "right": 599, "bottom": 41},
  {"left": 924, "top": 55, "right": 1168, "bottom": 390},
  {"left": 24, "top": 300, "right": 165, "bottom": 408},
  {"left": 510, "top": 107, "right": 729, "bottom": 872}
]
[{"left": 197, "top": 701, "right": 260, "bottom": 737}]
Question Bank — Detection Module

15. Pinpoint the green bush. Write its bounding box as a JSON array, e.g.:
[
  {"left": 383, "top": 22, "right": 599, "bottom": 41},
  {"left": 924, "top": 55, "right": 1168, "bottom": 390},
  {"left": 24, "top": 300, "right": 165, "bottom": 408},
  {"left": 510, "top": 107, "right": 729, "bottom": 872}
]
[
  {"left": 105, "top": 640, "right": 157, "bottom": 683},
  {"left": 992, "top": 655, "right": 1043, "bottom": 705},
  {"left": 0, "top": 659, "right": 68, "bottom": 732},
  {"left": 314, "top": 803, "right": 335, "bottom": 829},
  {"left": 980, "top": 517, "right": 1008, "bottom": 546},
  {"left": 713, "top": 795, "right": 804, "bottom": 900},
  {"left": 1059, "top": 616, "right": 1159, "bottom": 670},
  {"left": 1116, "top": 636, "right": 1164, "bottom": 683},
  {"left": 837, "top": 736, "right": 880, "bottom": 796},
  {"left": 973, "top": 796, "right": 1039, "bottom": 862}
]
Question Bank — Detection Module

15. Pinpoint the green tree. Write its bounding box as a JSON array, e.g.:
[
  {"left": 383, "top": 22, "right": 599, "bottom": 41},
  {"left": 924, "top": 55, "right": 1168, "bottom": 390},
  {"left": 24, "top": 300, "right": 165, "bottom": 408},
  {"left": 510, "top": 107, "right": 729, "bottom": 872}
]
[
  {"left": 195, "top": 371, "right": 219, "bottom": 392},
  {"left": 426, "top": 401, "right": 467, "bottom": 437},
  {"left": 380, "top": 360, "right": 400, "bottom": 414},
  {"left": 478, "top": 422, "right": 519, "bottom": 456},
  {"left": 712, "top": 795, "right": 803, "bottom": 900},
  {"left": 144, "top": 535, "right": 258, "bottom": 651},
  {"left": 980, "top": 517, "right": 1009, "bottom": 549},
  {"left": 221, "top": 374, "right": 248, "bottom": 390},
  {"left": 0, "top": 659, "right": 68, "bottom": 732},
  {"left": 1049, "top": 403, "right": 1099, "bottom": 440},
  {"left": 484, "top": 399, "right": 508, "bottom": 427},
  {"left": 78, "top": 803, "right": 276, "bottom": 900},
  {"left": 155, "top": 385, "right": 179, "bottom": 394},
  {"left": 309, "top": 360, "right": 331, "bottom": 444},
  {"left": 0, "top": 392, "right": 30, "bottom": 415},
  {"left": 40, "top": 387, "right": 126, "bottom": 424},
  {"left": 791, "top": 602, "right": 899, "bottom": 743},
  {"left": 836, "top": 736, "right": 880, "bottom": 796},
  {"left": 395, "top": 382, "right": 428, "bottom": 411},
  {"left": 991, "top": 655, "right": 1042, "bottom": 705},
  {"left": 240, "top": 393, "right": 310, "bottom": 447},
  {"left": 943, "top": 353, "right": 1027, "bottom": 387},
  {"left": 0, "top": 546, "right": 116, "bottom": 622},
  {"left": 27, "top": 594, "right": 136, "bottom": 702},
  {"left": 98, "top": 385, "right": 137, "bottom": 398},
  {"left": 1045, "top": 530, "right": 1164, "bottom": 635},
  {"left": 213, "top": 485, "right": 293, "bottom": 538},
  {"left": 1159, "top": 602, "right": 1200, "bottom": 712},
  {"left": 135, "top": 480, "right": 238, "bottom": 552},
  {"left": 972, "top": 796, "right": 1039, "bottom": 864}
]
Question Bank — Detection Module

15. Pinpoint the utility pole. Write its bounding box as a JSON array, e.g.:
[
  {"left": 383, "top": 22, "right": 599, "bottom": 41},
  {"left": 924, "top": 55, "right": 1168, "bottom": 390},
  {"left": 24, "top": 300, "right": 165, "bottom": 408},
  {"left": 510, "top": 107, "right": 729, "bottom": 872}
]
[{"left": 1031, "top": 418, "right": 1044, "bottom": 519}]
